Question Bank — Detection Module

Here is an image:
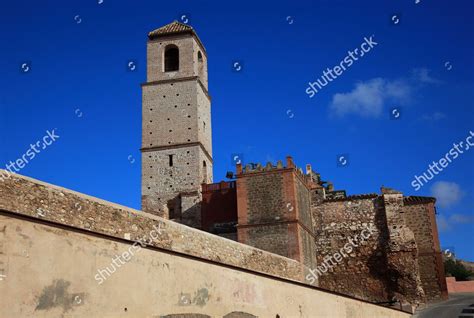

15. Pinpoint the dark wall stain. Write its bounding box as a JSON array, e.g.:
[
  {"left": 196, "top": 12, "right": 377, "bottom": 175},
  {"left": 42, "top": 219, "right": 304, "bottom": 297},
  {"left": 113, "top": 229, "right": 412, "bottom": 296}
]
[
  {"left": 193, "top": 288, "right": 209, "bottom": 307},
  {"left": 223, "top": 312, "right": 257, "bottom": 318},
  {"left": 35, "top": 279, "right": 84, "bottom": 313}
]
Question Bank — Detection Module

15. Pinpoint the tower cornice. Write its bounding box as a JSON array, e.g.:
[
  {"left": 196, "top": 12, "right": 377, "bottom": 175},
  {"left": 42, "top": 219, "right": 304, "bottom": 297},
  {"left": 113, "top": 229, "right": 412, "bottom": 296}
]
[
  {"left": 141, "top": 76, "right": 211, "bottom": 101},
  {"left": 141, "top": 141, "right": 213, "bottom": 164}
]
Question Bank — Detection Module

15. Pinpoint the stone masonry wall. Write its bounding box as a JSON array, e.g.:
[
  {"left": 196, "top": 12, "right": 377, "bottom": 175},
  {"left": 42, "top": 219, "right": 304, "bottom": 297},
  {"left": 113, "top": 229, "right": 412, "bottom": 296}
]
[
  {"left": 0, "top": 171, "right": 308, "bottom": 285},
  {"left": 403, "top": 199, "right": 448, "bottom": 302},
  {"left": 295, "top": 173, "right": 317, "bottom": 270},
  {"left": 311, "top": 191, "right": 427, "bottom": 306},
  {"left": 311, "top": 196, "right": 390, "bottom": 302},
  {"left": 147, "top": 35, "right": 196, "bottom": 83},
  {"left": 142, "top": 31, "right": 213, "bottom": 221},
  {"left": 236, "top": 170, "right": 300, "bottom": 258},
  {"left": 236, "top": 160, "right": 318, "bottom": 285},
  {"left": 244, "top": 224, "right": 294, "bottom": 259},
  {"left": 142, "top": 144, "right": 201, "bottom": 217},
  {"left": 241, "top": 172, "right": 285, "bottom": 224},
  {"left": 382, "top": 191, "right": 425, "bottom": 305}
]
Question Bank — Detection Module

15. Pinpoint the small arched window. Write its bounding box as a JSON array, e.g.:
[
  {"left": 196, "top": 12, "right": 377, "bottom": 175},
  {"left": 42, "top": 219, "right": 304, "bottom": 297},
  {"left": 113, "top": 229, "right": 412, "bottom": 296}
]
[
  {"left": 202, "top": 160, "right": 207, "bottom": 183},
  {"left": 197, "top": 51, "right": 204, "bottom": 79},
  {"left": 164, "top": 45, "right": 179, "bottom": 72}
]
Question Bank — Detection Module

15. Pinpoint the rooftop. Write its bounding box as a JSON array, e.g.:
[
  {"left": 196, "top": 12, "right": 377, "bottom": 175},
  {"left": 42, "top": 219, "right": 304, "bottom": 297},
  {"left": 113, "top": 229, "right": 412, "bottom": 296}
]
[{"left": 148, "top": 21, "right": 195, "bottom": 39}]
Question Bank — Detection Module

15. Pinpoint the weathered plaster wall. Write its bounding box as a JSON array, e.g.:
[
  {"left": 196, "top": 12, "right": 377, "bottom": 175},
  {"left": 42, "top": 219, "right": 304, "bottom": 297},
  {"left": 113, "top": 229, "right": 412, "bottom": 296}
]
[
  {"left": 0, "top": 172, "right": 305, "bottom": 284},
  {"left": 0, "top": 172, "right": 411, "bottom": 317},
  {"left": 0, "top": 213, "right": 410, "bottom": 318}
]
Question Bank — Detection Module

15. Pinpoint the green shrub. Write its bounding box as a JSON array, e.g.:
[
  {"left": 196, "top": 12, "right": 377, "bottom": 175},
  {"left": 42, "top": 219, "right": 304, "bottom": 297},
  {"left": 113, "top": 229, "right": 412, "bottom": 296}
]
[{"left": 444, "top": 259, "right": 473, "bottom": 281}]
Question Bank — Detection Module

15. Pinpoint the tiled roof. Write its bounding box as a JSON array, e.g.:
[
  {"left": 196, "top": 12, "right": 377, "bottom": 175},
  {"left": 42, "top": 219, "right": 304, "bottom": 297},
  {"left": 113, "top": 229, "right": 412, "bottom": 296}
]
[
  {"left": 403, "top": 196, "right": 436, "bottom": 205},
  {"left": 148, "top": 21, "right": 194, "bottom": 39},
  {"left": 324, "top": 193, "right": 378, "bottom": 202}
]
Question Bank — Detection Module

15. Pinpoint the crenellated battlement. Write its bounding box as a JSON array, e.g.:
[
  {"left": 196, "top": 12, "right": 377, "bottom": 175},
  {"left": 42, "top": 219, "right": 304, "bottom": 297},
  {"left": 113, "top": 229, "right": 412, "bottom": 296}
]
[{"left": 236, "top": 156, "right": 323, "bottom": 190}]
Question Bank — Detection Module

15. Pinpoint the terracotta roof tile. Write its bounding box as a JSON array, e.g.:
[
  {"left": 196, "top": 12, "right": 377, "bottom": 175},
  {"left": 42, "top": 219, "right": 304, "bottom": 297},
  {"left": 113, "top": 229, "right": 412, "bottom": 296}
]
[{"left": 148, "top": 21, "right": 194, "bottom": 39}]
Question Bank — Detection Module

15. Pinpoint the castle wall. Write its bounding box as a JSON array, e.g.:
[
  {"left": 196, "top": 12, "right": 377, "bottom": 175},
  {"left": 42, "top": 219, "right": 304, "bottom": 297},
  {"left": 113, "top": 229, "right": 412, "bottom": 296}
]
[
  {"left": 403, "top": 199, "right": 448, "bottom": 301},
  {"left": 295, "top": 172, "right": 317, "bottom": 271},
  {"left": 0, "top": 171, "right": 411, "bottom": 317},
  {"left": 311, "top": 196, "right": 390, "bottom": 302},
  {"left": 0, "top": 213, "right": 409, "bottom": 318},
  {"left": 0, "top": 172, "right": 305, "bottom": 283},
  {"left": 312, "top": 193, "right": 426, "bottom": 306},
  {"left": 236, "top": 170, "right": 297, "bottom": 258},
  {"left": 236, "top": 162, "right": 317, "bottom": 271},
  {"left": 381, "top": 192, "right": 425, "bottom": 305}
]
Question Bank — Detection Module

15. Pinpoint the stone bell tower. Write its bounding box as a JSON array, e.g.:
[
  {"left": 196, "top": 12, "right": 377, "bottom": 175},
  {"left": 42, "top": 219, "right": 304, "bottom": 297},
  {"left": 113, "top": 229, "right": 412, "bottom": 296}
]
[{"left": 141, "top": 21, "right": 213, "bottom": 227}]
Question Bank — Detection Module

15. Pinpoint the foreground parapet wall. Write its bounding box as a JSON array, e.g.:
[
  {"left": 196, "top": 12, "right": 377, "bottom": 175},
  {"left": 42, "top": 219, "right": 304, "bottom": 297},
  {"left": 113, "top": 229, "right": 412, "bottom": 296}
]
[
  {"left": 0, "top": 213, "right": 410, "bottom": 317},
  {"left": 0, "top": 171, "right": 305, "bottom": 284},
  {"left": 0, "top": 171, "right": 411, "bottom": 317}
]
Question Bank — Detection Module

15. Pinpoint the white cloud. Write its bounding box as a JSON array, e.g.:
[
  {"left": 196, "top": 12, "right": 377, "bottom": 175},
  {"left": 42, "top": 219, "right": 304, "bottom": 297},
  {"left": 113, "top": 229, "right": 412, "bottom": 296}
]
[
  {"left": 437, "top": 215, "right": 451, "bottom": 232},
  {"left": 411, "top": 68, "right": 443, "bottom": 85},
  {"left": 330, "top": 78, "right": 396, "bottom": 118},
  {"left": 329, "top": 68, "right": 440, "bottom": 118},
  {"left": 431, "top": 181, "right": 463, "bottom": 208},
  {"left": 450, "top": 214, "right": 474, "bottom": 223},
  {"left": 422, "top": 111, "right": 446, "bottom": 121},
  {"left": 436, "top": 213, "right": 474, "bottom": 232}
]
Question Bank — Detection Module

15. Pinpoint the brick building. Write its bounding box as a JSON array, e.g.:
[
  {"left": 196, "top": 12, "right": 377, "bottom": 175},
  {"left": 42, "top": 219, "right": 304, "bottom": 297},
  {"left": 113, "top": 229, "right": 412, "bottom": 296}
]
[{"left": 141, "top": 21, "right": 447, "bottom": 307}]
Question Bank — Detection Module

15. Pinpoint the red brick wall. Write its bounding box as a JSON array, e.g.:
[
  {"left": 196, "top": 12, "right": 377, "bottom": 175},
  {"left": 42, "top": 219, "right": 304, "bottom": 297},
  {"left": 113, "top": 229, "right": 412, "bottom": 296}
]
[
  {"left": 236, "top": 168, "right": 298, "bottom": 259},
  {"left": 236, "top": 162, "right": 316, "bottom": 270},
  {"left": 446, "top": 277, "right": 474, "bottom": 293},
  {"left": 201, "top": 181, "right": 237, "bottom": 239}
]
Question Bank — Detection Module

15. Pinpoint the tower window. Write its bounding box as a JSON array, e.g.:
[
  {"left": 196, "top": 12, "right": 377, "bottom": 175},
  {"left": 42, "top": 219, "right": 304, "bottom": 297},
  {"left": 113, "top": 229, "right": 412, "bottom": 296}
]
[
  {"left": 164, "top": 45, "right": 179, "bottom": 72},
  {"left": 197, "top": 51, "right": 204, "bottom": 78},
  {"left": 202, "top": 160, "right": 207, "bottom": 183},
  {"left": 203, "top": 121, "right": 206, "bottom": 131},
  {"left": 168, "top": 154, "right": 174, "bottom": 167}
]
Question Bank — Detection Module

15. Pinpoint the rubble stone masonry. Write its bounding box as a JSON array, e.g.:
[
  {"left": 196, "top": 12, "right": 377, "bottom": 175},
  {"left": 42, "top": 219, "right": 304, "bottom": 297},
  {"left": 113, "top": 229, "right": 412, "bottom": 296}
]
[
  {"left": 0, "top": 170, "right": 412, "bottom": 317},
  {"left": 403, "top": 197, "right": 448, "bottom": 301},
  {"left": 309, "top": 187, "right": 445, "bottom": 305}
]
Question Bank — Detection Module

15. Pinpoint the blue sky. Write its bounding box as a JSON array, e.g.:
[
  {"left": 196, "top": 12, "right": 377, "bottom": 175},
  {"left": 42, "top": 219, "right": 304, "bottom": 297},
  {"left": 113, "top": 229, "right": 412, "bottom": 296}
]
[{"left": 1, "top": 0, "right": 473, "bottom": 260}]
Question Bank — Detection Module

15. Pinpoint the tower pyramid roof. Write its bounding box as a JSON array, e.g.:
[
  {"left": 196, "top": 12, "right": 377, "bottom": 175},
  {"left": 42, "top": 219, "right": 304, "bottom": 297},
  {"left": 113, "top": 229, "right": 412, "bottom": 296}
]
[{"left": 148, "top": 21, "right": 194, "bottom": 39}]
